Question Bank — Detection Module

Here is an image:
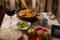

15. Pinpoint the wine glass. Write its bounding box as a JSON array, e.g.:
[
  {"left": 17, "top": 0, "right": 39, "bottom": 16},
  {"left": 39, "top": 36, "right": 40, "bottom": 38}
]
[{"left": 5, "top": 8, "right": 15, "bottom": 27}]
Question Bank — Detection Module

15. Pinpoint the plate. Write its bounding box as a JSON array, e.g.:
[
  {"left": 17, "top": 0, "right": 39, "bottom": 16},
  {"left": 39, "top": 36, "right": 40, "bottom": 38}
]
[{"left": 17, "top": 20, "right": 31, "bottom": 30}]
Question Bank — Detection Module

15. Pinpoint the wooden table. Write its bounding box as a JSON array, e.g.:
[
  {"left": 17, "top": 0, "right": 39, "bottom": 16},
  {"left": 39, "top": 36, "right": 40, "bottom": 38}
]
[{"left": 1, "top": 12, "right": 60, "bottom": 40}]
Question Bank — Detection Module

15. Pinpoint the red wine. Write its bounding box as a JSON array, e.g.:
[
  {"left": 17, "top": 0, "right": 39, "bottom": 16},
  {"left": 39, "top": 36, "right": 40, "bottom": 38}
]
[{"left": 5, "top": 9, "right": 15, "bottom": 16}]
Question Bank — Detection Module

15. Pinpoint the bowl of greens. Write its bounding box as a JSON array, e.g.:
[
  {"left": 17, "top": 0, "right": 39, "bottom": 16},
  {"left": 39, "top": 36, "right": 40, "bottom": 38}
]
[{"left": 17, "top": 21, "right": 31, "bottom": 30}]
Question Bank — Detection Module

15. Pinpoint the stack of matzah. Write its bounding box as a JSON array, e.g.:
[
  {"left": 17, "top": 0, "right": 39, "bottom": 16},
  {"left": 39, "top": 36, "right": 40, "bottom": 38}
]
[{"left": 0, "top": 28, "right": 23, "bottom": 40}]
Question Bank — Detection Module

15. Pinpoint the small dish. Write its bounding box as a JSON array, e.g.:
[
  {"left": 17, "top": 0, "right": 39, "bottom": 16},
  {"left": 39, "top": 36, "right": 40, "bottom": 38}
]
[{"left": 17, "top": 21, "right": 31, "bottom": 30}]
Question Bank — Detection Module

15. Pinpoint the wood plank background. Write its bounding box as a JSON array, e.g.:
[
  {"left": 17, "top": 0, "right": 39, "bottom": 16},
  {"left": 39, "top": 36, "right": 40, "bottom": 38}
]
[{"left": 0, "top": 0, "right": 5, "bottom": 27}]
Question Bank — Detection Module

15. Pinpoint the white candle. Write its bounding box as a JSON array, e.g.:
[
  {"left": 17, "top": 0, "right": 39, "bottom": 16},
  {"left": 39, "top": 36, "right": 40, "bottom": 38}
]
[
  {"left": 32, "top": 0, "right": 36, "bottom": 9},
  {"left": 9, "top": 0, "right": 15, "bottom": 10}
]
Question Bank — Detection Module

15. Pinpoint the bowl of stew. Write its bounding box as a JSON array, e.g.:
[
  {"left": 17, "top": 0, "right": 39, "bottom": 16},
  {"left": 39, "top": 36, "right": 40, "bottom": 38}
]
[{"left": 17, "top": 8, "right": 38, "bottom": 23}]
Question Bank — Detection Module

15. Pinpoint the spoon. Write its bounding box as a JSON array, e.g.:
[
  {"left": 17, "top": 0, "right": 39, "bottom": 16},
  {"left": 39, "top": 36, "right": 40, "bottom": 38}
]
[{"left": 21, "top": 0, "right": 29, "bottom": 9}]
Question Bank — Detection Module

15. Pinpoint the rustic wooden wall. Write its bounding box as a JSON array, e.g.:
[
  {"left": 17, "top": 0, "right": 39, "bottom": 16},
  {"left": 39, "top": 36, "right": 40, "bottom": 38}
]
[
  {"left": 52, "top": 0, "right": 58, "bottom": 16},
  {"left": 0, "top": 0, "right": 5, "bottom": 27},
  {"left": 45, "top": 0, "right": 53, "bottom": 12},
  {"left": 57, "top": 0, "right": 60, "bottom": 23}
]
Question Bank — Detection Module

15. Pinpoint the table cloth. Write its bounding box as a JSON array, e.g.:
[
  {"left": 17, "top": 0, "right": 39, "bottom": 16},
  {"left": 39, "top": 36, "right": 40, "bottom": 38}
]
[{"left": 1, "top": 12, "right": 60, "bottom": 40}]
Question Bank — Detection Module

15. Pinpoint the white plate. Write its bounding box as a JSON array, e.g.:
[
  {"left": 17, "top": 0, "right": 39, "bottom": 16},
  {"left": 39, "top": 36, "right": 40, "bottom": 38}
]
[{"left": 17, "top": 21, "right": 31, "bottom": 30}]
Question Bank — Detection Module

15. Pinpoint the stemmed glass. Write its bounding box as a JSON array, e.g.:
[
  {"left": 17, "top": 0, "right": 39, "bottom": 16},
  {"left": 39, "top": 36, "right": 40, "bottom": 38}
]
[{"left": 5, "top": 8, "right": 15, "bottom": 25}]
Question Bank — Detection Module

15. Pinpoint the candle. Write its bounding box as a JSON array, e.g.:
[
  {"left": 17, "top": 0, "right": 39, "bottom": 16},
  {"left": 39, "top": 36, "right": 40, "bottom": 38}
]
[
  {"left": 9, "top": 0, "right": 15, "bottom": 10},
  {"left": 32, "top": 0, "right": 36, "bottom": 9}
]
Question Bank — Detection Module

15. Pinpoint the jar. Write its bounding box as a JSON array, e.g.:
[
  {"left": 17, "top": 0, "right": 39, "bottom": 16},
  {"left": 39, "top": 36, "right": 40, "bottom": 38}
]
[{"left": 40, "top": 16, "right": 48, "bottom": 27}]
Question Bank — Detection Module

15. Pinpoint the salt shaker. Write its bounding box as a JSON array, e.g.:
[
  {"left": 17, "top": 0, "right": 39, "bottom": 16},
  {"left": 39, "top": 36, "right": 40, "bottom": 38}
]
[
  {"left": 47, "top": 12, "right": 52, "bottom": 17},
  {"left": 50, "top": 15, "right": 55, "bottom": 20},
  {"left": 40, "top": 16, "right": 48, "bottom": 27}
]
